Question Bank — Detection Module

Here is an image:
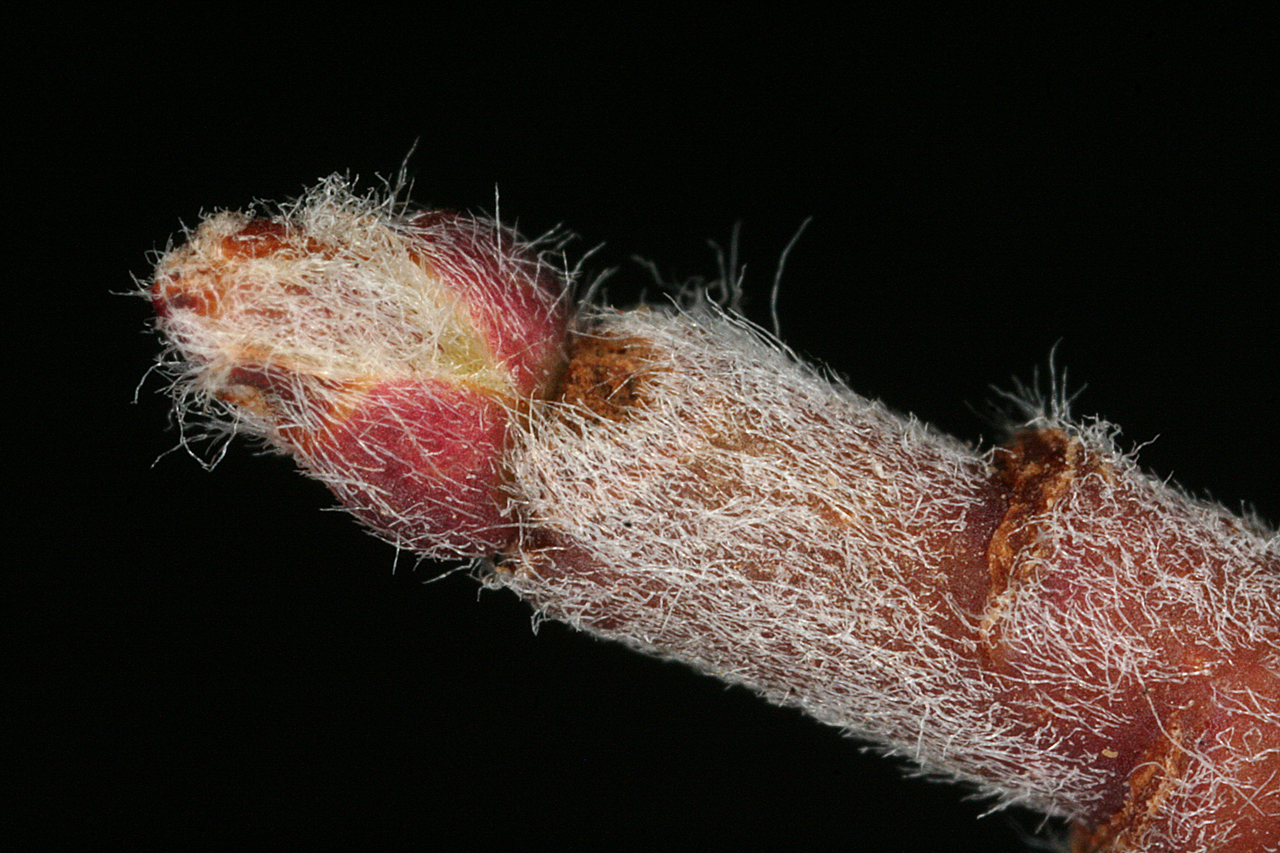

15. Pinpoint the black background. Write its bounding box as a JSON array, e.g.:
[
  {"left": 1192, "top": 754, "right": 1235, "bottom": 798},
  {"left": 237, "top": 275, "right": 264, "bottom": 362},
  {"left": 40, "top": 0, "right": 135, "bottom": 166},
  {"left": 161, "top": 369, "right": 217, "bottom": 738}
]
[{"left": 15, "top": 9, "right": 1276, "bottom": 851}]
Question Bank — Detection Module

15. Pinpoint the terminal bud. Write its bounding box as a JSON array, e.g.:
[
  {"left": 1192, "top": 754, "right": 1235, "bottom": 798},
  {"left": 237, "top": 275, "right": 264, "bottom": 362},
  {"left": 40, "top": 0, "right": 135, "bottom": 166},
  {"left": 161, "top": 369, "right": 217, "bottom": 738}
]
[{"left": 150, "top": 178, "right": 570, "bottom": 557}]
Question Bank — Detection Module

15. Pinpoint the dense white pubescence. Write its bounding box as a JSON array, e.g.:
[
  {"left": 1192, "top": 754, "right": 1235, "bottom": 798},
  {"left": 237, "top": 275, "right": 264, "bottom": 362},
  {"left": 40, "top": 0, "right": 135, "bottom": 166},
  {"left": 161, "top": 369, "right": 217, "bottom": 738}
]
[
  {"left": 495, "top": 306, "right": 1280, "bottom": 843},
  {"left": 1006, "top": 440, "right": 1280, "bottom": 850}
]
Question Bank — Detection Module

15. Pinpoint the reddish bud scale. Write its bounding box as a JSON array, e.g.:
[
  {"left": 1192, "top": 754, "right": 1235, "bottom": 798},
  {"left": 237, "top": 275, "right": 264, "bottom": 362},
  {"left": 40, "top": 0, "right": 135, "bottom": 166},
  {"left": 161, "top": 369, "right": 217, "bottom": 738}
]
[
  {"left": 299, "top": 378, "right": 513, "bottom": 554},
  {"left": 404, "top": 210, "right": 569, "bottom": 397}
]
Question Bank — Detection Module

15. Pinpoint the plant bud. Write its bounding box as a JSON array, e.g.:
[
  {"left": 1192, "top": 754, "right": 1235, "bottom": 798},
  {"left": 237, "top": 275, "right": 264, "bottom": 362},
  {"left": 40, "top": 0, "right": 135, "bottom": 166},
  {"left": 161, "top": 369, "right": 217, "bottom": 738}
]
[{"left": 150, "top": 178, "right": 570, "bottom": 557}]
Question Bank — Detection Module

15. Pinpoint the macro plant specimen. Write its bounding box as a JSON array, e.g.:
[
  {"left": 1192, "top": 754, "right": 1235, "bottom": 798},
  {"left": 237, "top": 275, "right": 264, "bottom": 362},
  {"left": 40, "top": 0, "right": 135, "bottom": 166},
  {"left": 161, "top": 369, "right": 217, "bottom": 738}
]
[{"left": 145, "top": 176, "right": 1279, "bottom": 852}]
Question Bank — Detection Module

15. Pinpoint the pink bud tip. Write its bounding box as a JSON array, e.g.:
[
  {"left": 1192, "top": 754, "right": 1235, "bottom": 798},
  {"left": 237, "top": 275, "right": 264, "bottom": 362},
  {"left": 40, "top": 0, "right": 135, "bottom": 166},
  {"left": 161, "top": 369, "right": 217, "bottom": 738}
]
[{"left": 150, "top": 177, "right": 572, "bottom": 558}]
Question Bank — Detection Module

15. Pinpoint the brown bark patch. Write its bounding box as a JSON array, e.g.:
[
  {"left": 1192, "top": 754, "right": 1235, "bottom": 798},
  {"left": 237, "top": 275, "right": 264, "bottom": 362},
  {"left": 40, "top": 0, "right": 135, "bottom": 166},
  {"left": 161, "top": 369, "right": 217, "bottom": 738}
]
[
  {"left": 1069, "top": 706, "right": 1195, "bottom": 853},
  {"left": 554, "top": 331, "right": 665, "bottom": 423},
  {"left": 979, "top": 428, "right": 1089, "bottom": 661}
]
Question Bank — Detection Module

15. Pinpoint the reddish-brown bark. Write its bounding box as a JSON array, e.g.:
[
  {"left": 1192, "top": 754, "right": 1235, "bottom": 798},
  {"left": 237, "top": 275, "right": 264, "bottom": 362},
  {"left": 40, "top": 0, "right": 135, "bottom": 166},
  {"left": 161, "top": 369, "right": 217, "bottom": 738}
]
[{"left": 496, "top": 324, "right": 1279, "bottom": 852}]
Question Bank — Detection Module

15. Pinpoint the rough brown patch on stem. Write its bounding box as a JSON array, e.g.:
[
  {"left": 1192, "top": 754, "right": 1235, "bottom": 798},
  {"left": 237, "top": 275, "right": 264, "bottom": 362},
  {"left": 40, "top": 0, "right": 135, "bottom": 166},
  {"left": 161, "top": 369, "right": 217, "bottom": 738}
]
[
  {"left": 1071, "top": 708, "right": 1195, "bottom": 853},
  {"left": 554, "top": 330, "right": 665, "bottom": 423},
  {"left": 980, "top": 427, "right": 1091, "bottom": 659}
]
